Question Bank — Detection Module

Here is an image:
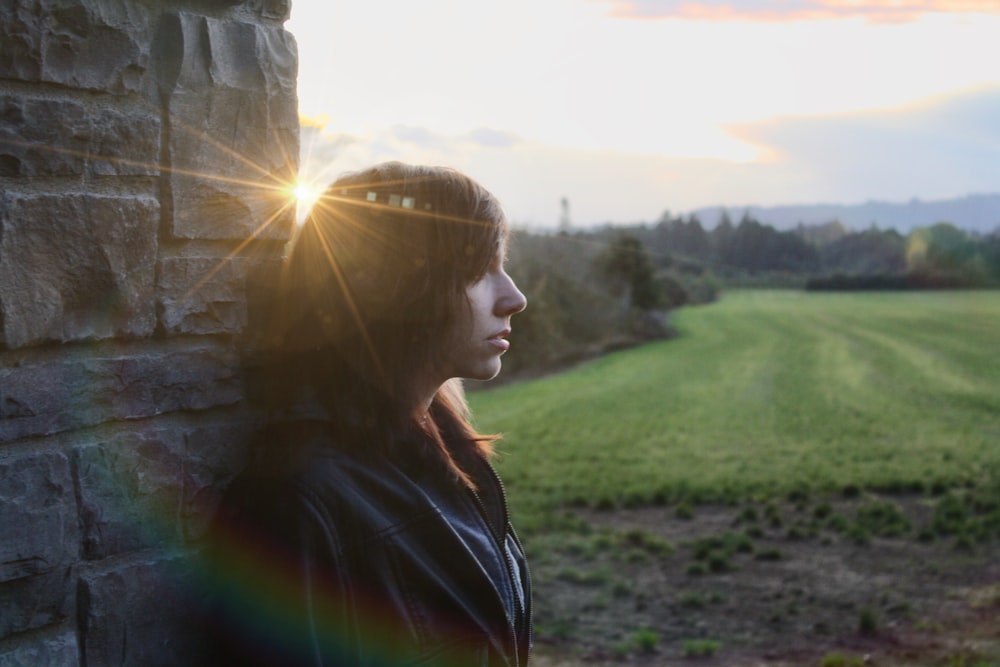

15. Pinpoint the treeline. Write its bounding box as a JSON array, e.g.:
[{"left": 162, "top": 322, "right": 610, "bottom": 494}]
[
  {"left": 632, "top": 210, "right": 1000, "bottom": 288},
  {"left": 496, "top": 211, "right": 1000, "bottom": 380}
]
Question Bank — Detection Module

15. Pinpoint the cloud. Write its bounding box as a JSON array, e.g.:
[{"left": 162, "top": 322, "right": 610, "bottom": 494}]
[
  {"left": 294, "top": 88, "right": 1000, "bottom": 227},
  {"left": 597, "top": 0, "right": 1000, "bottom": 23},
  {"left": 727, "top": 85, "right": 1000, "bottom": 204},
  {"left": 461, "top": 128, "right": 522, "bottom": 149}
]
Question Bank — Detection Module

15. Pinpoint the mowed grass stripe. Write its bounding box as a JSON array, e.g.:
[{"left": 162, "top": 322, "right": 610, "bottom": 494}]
[{"left": 470, "top": 290, "right": 1000, "bottom": 529}]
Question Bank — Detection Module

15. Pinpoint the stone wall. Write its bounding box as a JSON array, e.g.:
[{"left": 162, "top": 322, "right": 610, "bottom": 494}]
[{"left": 0, "top": 1, "right": 299, "bottom": 664}]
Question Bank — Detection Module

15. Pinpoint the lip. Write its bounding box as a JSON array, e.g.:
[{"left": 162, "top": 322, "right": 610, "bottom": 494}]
[{"left": 488, "top": 329, "right": 511, "bottom": 352}]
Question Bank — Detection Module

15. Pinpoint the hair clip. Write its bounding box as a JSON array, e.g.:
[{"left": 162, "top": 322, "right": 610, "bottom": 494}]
[
  {"left": 343, "top": 189, "right": 432, "bottom": 212},
  {"left": 376, "top": 192, "right": 432, "bottom": 211}
]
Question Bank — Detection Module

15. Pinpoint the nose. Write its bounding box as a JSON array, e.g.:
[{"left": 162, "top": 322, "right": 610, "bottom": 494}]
[{"left": 496, "top": 271, "right": 527, "bottom": 317}]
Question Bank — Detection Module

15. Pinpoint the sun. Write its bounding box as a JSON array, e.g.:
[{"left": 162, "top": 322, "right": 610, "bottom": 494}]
[{"left": 289, "top": 178, "right": 322, "bottom": 223}]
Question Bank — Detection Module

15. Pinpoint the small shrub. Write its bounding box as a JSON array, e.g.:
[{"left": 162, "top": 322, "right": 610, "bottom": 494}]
[
  {"left": 755, "top": 548, "right": 783, "bottom": 561},
  {"left": 841, "top": 483, "right": 862, "bottom": 498},
  {"left": 682, "top": 638, "right": 720, "bottom": 658},
  {"left": 856, "top": 499, "right": 911, "bottom": 537},
  {"left": 592, "top": 532, "right": 613, "bottom": 550},
  {"left": 707, "top": 553, "right": 730, "bottom": 573},
  {"left": 686, "top": 562, "right": 708, "bottom": 576},
  {"left": 541, "top": 618, "right": 576, "bottom": 641},
  {"left": 928, "top": 480, "right": 949, "bottom": 495},
  {"left": 618, "top": 528, "right": 673, "bottom": 556},
  {"left": 561, "top": 537, "right": 593, "bottom": 558},
  {"left": 593, "top": 495, "right": 617, "bottom": 511},
  {"left": 786, "top": 525, "right": 808, "bottom": 540},
  {"left": 765, "top": 502, "right": 783, "bottom": 527},
  {"left": 631, "top": 627, "right": 659, "bottom": 653},
  {"left": 819, "top": 651, "right": 865, "bottom": 667},
  {"left": 846, "top": 524, "right": 871, "bottom": 546},
  {"left": 611, "top": 580, "right": 633, "bottom": 597},
  {"left": 675, "top": 500, "right": 695, "bottom": 520},
  {"left": 858, "top": 607, "right": 878, "bottom": 635},
  {"left": 556, "top": 567, "right": 610, "bottom": 586},
  {"left": 826, "top": 514, "right": 850, "bottom": 533},
  {"left": 692, "top": 536, "right": 723, "bottom": 560},
  {"left": 787, "top": 487, "right": 810, "bottom": 504},
  {"left": 726, "top": 531, "right": 755, "bottom": 554},
  {"left": 813, "top": 502, "right": 833, "bottom": 520},
  {"left": 933, "top": 493, "right": 969, "bottom": 536}
]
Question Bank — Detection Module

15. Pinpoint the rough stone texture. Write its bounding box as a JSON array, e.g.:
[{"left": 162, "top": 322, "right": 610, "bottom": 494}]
[
  {"left": 0, "top": 630, "right": 79, "bottom": 667},
  {"left": 157, "top": 254, "right": 252, "bottom": 335},
  {"left": 259, "top": 0, "right": 292, "bottom": 21},
  {"left": 159, "top": 12, "right": 298, "bottom": 241},
  {"left": 0, "top": 94, "right": 160, "bottom": 178},
  {"left": 0, "top": 192, "right": 159, "bottom": 349},
  {"left": 75, "top": 429, "right": 187, "bottom": 560},
  {"left": 78, "top": 555, "right": 203, "bottom": 667},
  {"left": 0, "top": 451, "right": 77, "bottom": 639},
  {"left": 0, "top": 451, "right": 78, "bottom": 583},
  {"left": 0, "top": 0, "right": 152, "bottom": 94},
  {"left": 181, "top": 419, "right": 258, "bottom": 540},
  {"left": 0, "top": 568, "right": 75, "bottom": 639},
  {"left": 0, "top": 343, "right": 242, "bottom": 441},
  {"left": 0, "top": 0, "right": 298, "bottom": 660}
]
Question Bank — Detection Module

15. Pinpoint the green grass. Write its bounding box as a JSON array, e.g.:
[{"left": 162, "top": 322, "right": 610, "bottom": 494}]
[{"left": 470, "top": 289, "right": 1000, "bottom": 531}]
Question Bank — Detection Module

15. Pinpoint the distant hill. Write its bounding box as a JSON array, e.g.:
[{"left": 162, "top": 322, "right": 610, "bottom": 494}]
[{"left": 690, "top": 193, "right": 1000, "bottom": 234}]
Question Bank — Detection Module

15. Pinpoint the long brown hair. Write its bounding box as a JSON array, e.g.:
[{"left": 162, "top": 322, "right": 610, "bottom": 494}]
[{"left": 243, "top": 162, "right": 508, "bottom": 487}]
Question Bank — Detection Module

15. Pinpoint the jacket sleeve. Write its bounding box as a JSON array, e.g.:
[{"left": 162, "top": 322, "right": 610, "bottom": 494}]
[{"left": 199, "top": 479, "right": 357, "bottom": 666}]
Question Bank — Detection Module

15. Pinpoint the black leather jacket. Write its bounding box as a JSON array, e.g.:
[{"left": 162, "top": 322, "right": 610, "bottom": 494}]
[{"left": 202, "top": 433, "right": 532, "bottom": 667}]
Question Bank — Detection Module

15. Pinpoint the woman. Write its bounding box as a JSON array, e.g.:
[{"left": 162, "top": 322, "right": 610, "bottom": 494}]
[{"left": 202, "top": 162, "right": 531, "bottom": 666}]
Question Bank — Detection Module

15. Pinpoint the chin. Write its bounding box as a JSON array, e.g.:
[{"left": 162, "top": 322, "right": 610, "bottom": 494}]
[{"left": 466, "top": 361, "right": 502, "bottom": 382}]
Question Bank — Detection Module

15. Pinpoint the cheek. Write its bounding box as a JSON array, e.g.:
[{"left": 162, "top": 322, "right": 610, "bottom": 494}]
[{"left": 437, "top": 296, "right": 474, "bottom": 351}]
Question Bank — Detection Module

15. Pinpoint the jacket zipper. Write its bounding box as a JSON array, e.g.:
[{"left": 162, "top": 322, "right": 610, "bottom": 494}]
[{"left": 468, "top": 461, "right": 531, "bottom": 666}]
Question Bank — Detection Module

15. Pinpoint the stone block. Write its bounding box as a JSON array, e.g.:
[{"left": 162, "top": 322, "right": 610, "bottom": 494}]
[
  {"left": 0, "top": 450, "right": 78, "bottom": 583},
  {"left": 78, "top": 554, "right": 204, "bottom": 667},
  {"left": 0, "top": 344, "right": 243, "bottom": 441},
  {"left": 0, "top": 95, "right": 88, "bottom": 177},
  {"left": 157, "top": 12, "right": 298, "bottom": 241},
  {"left": 181, "top": 420, "right": 258, "bottom": 540},
  {"left": 89, "top": 105, "right": 161, "bottom": 177},
  {"left": 0, "top": 568, "right": 74, "bottom": 639},
  {"left": 0, "top": 94, "right": 160, "bottom": 178},
  {"left": 157, "top": 255, "right": 250, "bottom": 336},
  {"left": 0, "top": 629, "right": 78, "bottom": 666},
  {"left": 75, "top": 429, "right": 187, "bottom": 560},
  {"left": 0, "top": 0, "right": 152, "bottom": 94},
  {"left": 0, "top": 192, "right": 158, "bottom": 349},
  {"left": 258, "top": 0, "right": 292, "bottom": 21}
]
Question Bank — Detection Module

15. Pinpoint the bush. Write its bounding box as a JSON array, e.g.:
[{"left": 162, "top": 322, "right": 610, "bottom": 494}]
[
  {"left": 631, "top": 627, "right": 659, "bottom": 653},
  {"left": 682, "top": 638, "right": 720, "bottom": 657}
]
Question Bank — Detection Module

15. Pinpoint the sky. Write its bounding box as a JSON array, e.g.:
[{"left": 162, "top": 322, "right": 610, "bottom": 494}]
[{"left": 286, "top": 0, "right": 1000, "bottom": 228}]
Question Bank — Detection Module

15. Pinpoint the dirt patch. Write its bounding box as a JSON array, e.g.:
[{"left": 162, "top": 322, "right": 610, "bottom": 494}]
[{"left": 527, "top": 495, "right": 1000, "bottom": 665}]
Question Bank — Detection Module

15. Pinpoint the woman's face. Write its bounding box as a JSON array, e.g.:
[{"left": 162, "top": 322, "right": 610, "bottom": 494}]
[{"left": 438, "top": 245, "right": 527, "bottom": 384}]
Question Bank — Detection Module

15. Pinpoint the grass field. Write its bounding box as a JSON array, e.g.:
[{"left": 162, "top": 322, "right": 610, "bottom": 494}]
[{"left": 470, "top": 289, "right": 1000, "bottom": 531}]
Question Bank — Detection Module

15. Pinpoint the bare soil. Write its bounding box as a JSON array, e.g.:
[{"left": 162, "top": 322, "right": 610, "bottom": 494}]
[{"left": 527, "top": 496, "right": 1000, "bottom": 666}]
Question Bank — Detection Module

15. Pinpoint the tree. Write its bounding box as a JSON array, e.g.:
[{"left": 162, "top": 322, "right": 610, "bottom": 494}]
[
  {"left": 600, "top": 233, "right": 662, "bottom": 311},
  {"left": 906, "top": 223, "right": 976, "bottom": 274}
]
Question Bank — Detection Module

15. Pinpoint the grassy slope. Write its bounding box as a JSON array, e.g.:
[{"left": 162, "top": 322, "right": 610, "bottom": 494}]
[{"left": 469, "top": 290, "right": 1000, "bottom": 531}]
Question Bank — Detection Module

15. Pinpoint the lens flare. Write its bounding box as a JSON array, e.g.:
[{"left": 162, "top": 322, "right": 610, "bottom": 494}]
[{"left": 290, "top": 179, "right": 322, "bottom": 223}]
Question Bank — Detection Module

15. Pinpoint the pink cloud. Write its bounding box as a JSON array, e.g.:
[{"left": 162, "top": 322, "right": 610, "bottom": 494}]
[{"left": 598, "top": 0, "right": 1000, "bottom": 22}]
